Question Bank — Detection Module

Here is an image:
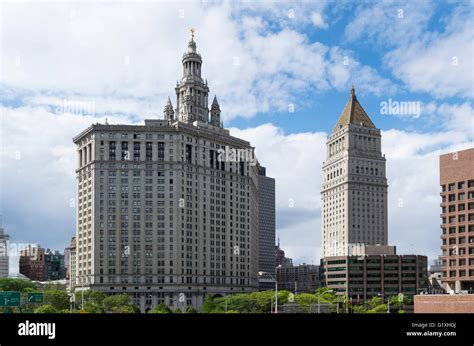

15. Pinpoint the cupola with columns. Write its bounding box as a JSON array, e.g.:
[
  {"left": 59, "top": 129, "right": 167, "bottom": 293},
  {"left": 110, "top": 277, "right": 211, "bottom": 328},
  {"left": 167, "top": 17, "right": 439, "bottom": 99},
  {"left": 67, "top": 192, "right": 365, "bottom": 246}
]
[{"left": 163, "top": 29, "right": 222, "bottom": 128}]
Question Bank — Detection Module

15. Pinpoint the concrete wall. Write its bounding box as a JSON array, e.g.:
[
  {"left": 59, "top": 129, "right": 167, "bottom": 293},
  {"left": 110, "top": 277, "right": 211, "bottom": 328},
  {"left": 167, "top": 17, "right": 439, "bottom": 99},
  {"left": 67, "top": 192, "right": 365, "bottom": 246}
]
[{"left": 414, "top": 294, "right": 474, "bottom": 313}]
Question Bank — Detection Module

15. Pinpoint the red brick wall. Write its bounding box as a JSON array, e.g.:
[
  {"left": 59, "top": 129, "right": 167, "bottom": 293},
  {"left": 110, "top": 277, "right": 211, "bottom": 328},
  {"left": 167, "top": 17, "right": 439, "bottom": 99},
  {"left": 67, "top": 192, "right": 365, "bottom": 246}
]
[{"left": 414, "top": 294, "right": 474, "bottom": 313}]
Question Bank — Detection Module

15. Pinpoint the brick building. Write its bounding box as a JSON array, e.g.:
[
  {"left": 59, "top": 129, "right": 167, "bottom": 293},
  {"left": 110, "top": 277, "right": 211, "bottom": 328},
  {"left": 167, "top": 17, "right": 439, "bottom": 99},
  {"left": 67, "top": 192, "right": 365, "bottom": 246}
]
[{"left": 439, "top": 148, "right": 474, "bottom": 293}]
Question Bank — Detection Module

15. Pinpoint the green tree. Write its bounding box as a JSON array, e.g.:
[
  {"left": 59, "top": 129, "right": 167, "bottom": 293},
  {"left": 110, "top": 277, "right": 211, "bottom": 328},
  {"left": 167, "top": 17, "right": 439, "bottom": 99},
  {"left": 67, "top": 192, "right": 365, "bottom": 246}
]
[
  {"left": 186, "top": 306, "right": 198, "bottom": 313},
  {"left": 388, "top": 294, "right": 412, "bottom": 313},
  {"left": 173, "top": 307, "right": 182, "bottom": 313},
  {"left": 200, "top": 294, "right": 217, "bottom": 313},
  {"left": 75, "top": 290, "right": 107, "bottom": 313},
  {"left": 0, "top": 278, "right": 36, "bottom": 292},
  {"left": 44, "top": 289, "right": 70, "bottom": 311},
  {"left": 248, "top": 290, "right": 274, "bottom": 313},
  {"left": 220, "top": 293, "right": 256, "bottom": 313},
  {"left": 315, "top": 288, "right": 338, "bottom": 303},
  {"left": 110, "top": 305, "right": 138, "bottom": 313},
  {"left": 43, "top": 283, "right": 66, "bottom": 291},
  {"left": 102, "top": 294, "right": 135, "bottom": 313},
  {"left": 150, "top": 303, "right": 173, "bottom": 314},
  {"left": 294, "top": 293, "right": 317, "bottom": 313},
  {"left": 34, "top": 304, "right": 60, "bottom": 313}
]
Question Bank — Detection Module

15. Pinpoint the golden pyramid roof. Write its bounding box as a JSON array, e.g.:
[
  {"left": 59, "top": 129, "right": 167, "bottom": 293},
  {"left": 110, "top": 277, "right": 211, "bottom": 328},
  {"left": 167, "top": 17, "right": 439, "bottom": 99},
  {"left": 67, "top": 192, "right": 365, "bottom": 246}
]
[{"left": 332, "top": 87, "right": 376, "bottom": 133}]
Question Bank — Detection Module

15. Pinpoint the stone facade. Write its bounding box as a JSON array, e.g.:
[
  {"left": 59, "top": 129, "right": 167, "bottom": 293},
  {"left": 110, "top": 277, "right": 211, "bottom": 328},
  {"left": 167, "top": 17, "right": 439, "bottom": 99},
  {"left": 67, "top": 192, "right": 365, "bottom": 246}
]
[
  {"left": 321, "top": 87, "right": 388, "bottom": 257},
  {"left": 69, "top": 236, "right": 76, "bottom": 290},
  {"left": 72, "top": 36, "right": 260, "bottom": 312}
]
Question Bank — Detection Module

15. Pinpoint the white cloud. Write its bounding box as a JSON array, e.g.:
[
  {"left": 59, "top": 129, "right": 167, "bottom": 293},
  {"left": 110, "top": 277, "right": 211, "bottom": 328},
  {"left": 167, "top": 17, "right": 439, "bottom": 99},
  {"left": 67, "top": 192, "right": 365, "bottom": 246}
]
[
  {"left": 310, "top": 12, "right": 327, "bottom": 29},
  {"left": 1, "top": 1, "right": 394, "bottom": 121},
  {"left": 344, "top": 2, "right": 434, "bottom": 47},
  {"left": 344, "top": 1, "right": 472, "bottom": 99},
  {"left": 386, "top": 19, "right": 473, "bottom": 99}
]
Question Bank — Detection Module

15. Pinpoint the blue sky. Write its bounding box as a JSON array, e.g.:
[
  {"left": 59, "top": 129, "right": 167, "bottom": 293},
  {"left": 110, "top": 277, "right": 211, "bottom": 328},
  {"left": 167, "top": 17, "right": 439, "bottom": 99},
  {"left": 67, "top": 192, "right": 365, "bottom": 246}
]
[{"left": 0, "top": 0, "right": 472, "bottom": 272}]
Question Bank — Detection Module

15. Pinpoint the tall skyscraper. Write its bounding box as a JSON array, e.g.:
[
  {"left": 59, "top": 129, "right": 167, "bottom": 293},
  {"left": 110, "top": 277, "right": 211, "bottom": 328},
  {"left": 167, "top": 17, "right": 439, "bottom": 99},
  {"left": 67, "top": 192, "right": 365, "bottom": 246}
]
[
  {"left": 439, "top": 148, "right": 474, "bottom": 293},
  {"left": 44, "top": 249, "right": 66, "bottom": 281},
  {"left": 321, "top": 87, "right": 388, "bottom": 257},
  {"left": 320, "top": 88, "right": 428, "bottom": 300},
  {"left": 257, "top": 166, "right": 276, "bottom": 290},
  {"left": 0, "top": 227, "right": 9, "bottom": 278},
  {"left": 73, "top": 33, "right": 260, "bottom": 311}
]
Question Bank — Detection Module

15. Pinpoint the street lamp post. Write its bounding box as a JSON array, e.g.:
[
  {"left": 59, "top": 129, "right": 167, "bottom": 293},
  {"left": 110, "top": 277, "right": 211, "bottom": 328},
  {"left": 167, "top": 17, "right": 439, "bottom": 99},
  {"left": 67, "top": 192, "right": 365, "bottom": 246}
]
[
  {"left": 316, "top": 289, "right": 333, "bottom": 314},
  {"left": 258, "top": 266, "right": 281, "bottom": 314}
]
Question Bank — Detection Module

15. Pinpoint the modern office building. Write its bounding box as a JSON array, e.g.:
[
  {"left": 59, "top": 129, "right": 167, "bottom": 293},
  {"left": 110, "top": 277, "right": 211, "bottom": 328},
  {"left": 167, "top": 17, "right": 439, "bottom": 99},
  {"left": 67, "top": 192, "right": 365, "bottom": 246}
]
[
  {"left": 277, "top": 263, "right": 320, "bottom": 293},
  {"left": 321, "top": 87, "right": 388, "bottom": 257},
  {"left": 72, "top": 34, "right": 261, "bottom": 311},
  {"left": 19, "top": 245, "right": 46, "bottom": 281},
  {"left": 257, "top": 166, "right": 276, "bottom": 290},
  {"left": 321, "top": 254, "right": 428, "bottom": 301},
  {"left": 44, "top": 249, "right": 66, "bottom": 281},
  {"left": 439, "top": 148, "right": 474, "bottom": 293},
  {"left": 0, "top": 227, "right": 9, "bottom": 277}
]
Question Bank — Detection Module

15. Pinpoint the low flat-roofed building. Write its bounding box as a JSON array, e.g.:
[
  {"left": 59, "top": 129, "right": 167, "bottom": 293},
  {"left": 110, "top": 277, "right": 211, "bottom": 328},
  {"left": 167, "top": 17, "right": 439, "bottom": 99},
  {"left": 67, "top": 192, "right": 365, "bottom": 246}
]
[
  {"left": 321, "top": 254, "right": 429, "bottom": 302},
  {"left": 414, "top": 294, "right": 474, "bottom": 313}
]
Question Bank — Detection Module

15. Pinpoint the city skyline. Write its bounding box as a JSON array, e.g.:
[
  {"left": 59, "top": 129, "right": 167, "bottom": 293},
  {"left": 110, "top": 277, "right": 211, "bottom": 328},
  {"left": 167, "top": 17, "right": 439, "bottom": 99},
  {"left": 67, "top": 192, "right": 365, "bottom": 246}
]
[{"left": 1, "top": 1, "right": 473, "bottom": 274}]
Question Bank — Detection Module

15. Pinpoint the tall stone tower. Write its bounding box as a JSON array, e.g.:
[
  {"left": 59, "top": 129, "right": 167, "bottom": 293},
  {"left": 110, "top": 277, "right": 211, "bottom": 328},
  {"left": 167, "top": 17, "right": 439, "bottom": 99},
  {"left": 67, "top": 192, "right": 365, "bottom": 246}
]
[
  {"left": 321, "top": 87, "right": 388, "bottom": 257},
  {"left": 73, "top": 31, "right": 260, "bottom": 312},
  {"left": 171, "top": 29, "right": 215, "bottom": 125}
]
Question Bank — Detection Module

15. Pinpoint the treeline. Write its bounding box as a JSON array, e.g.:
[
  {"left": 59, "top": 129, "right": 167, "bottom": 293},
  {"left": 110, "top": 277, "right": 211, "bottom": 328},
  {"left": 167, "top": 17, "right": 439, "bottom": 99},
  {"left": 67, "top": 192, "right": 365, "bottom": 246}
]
[{"left": 0, "top": 278, "right": 411, "bottom": 314}]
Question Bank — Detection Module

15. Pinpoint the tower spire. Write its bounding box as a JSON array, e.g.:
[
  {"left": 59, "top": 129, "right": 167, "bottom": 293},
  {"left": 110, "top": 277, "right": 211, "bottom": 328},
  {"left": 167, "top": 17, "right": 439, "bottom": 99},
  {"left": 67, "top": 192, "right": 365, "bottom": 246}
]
[
  {"left": 176, "top": 32, "right": 209, "bottom": 124},
  {"left": 332, "top": 85, "right": 375, "bottom": 133},
  {"left": 210, "top": 95, "right": 221, "bottom": 127},
  {"left": 164, "top": 96, "right": 175, "bottom": 121}
]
